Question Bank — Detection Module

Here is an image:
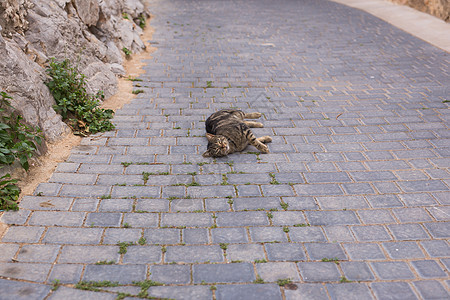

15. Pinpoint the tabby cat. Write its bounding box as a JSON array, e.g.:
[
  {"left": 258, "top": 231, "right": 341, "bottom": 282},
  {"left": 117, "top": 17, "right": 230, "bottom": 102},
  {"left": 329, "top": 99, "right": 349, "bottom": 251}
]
[{"left": 202, "top": 109, "right": 272, "bottom": 157}]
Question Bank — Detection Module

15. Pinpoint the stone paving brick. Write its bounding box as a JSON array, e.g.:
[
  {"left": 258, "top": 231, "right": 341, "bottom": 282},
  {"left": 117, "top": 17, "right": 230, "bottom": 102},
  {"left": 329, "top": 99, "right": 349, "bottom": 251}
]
[
  {"left": 0, "top": 209, "right": 30, "bottom": 225},
  {"left": 135, "top": 199, "right": 169, "bottom": 212},
  {"left": 0, "top": 244, "right": 19, "bottom": 262},
  {"left": 357, "top": 209, "right": 396, "bottom": 224},
  {"left": 249, "top": 227, "right": 288, "bottom": 243},
  {"left": 71, "top": 198, "right": 99, "bottom": 211},
  {"left": 420, "top": 240, "right": 450, "bottom": 257},
  {"left": 304, "top": 243, "right": 347, "bottom": 261},
  {"left": 326, "top": 283, "right": 374, "bottom": 300},
  {"left": 0, "top": 279, "right": 51, "bottom": 300},
  {"left": 289, "top": 227, "right": 327, "bottom": 243},
  {"left": 216, "top": 211, "right": 269, "bottom": 226},
  {"left": 284, "top": 284, "right": 329, "bottom": 300},
  {"left": 341, "top": 183, "right": 375, "bottom": 195},
  {"left": 233, "top": 197, "right": 279, "bottom": 211},
  {"left": 83, "top": 264, "right": 147, "bottom": 284},
  {"left": 161, "top": 212, "right": 212, "bottom": 227},
  {"left": 266, "top": 243, "right": 307, "bottom": 262},
  {"left": 215, "top": 284, "right": 282, "bottom": 300},
  {"left": 2, "top": 226, "right": 45, "bottom": 243},
  {"left": 271, "top": 211, "right": 306, "bottom": 225},
  {"left": 388, "top": 224, "right": 430, "bottom": 240},
  {"left": 0, "top": 262, "right": 52, "bottom": 282},
  {"left": 211, "top": 227, "right": 248, "bottom": 243},
  {"left": 28, "top": 211, "right": 85, "bottom": 226},
  {"left": 411, "top": 260, "right": 447, "bottom": 278},
  {"left": 256, "top": 262, "right": 300, "bottom": 282},
  {"left": 398, "top": 193, "right": 437, "bottom": 206},
  {"left": 352, "top": 225, "right": 392, "bottom": 241},
  {"left": 122, "top": 213, "right": 159, "bottom": 228},
  {"left": 19, "top": 196, "right": 74, "bottom": 211},
  {"left": 294, "top": 183, "right": 343, "bottom": 196},
  {"left": 366, "top": 194, "right": 403, "bottom": 208},
  {"left": 183, "top": 228, "right": 209, "bottom": 244},
  {"left": 298, "top": 262, "right": 341, "bottom": 282},
  {"left": 340, "top": 262, "right": 375, "bottom": 281},
  {"left": 148, "top": 285, "right": 212, "bottom": 300},
  {"left": 371, "top": 282, "right": 418, "bottom": 300},
  {"left": 306, "top": 211, "right": 360, "bottom": 226},
  {"left": 316, "top": 196, "right": 369, "bottom": 210},
  {"left": 371, "top": 261, "right": 415, "bottom": 280},
  {"left": 122, "top": 246, "right": 162, "bottom": 264},
  {"left": 343, "top": 243, "right": 386, "bottom": 260},
  {"left": 165, "top": 245, "right": 223, "bottom": 263},
  {"left": 144, "top": 228, "right": 180, "bottom": 244},
  {"left": 193, "top": 263, "right": 255, "bottom": 283},
  {"left": 323, "top": 226, "right": 355, "bottom": 242},
  {"left": 150, "top": 264, "right": 191, "bottom": 284},
  {"left": 227, "top": 243, "right": 266, "bottom": 262},
  {"left": 43, "top": 227, "right": 103, "bottom": 244},
  {"left": 283, "top": 196, "right": 318, "bottom": 210},
  {"left": 59, "top": 245, "right": 119, "bottom": 263},
  {"left": 17, "top": 245, "right": 60, "bottom": 263},
  {"left": 85, "top": 212, "right": 122, "bottom": 227},
  {"left": 393, "top": 207, "right": 433, "bottom": 222},
  {"left": 413, "top": 280, "right": 450, "bottom": 300},
  {"left": 48, "top": 264, "right": 83, "bottom": 284},
  {"left": 49, "top": 286, "right": 116, "bottom": 299},
  {"left": 102, "top": 228, "right": 142, "bottom": 244},
  {"left": 382, "top": 241, "right": 425, "bottom": 259}
]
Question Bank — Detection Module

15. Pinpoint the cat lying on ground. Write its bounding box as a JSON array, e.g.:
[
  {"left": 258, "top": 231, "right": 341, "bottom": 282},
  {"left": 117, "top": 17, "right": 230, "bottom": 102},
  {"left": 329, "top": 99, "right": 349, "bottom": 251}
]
[{"left": 202, "top": 109, "right": 272, "bottom": 158}]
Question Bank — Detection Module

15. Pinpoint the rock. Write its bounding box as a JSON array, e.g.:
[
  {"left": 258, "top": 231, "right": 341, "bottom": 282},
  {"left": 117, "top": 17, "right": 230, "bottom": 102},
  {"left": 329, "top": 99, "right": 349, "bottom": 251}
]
[
  {"left": 0, "top": 0, "right": 149, "bottom": 142},
  {"left": 389, "top": 0, "right": 449, "bottom": 22},
  {"left": 73, "top": 0, "right": 100, "bottom": 26}
]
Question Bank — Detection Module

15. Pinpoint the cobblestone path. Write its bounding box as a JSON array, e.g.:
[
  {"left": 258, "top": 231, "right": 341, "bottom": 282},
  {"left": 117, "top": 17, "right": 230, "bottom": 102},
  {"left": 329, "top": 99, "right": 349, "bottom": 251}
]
[{"left": 1, "top": 0, "right": 449, "bottom": 299}]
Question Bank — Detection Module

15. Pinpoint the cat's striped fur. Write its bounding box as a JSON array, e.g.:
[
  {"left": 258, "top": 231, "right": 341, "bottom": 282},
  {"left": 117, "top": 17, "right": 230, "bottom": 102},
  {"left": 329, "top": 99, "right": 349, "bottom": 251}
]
[{"left": 202, "top": 109, "right": 272, "bottom": 157}]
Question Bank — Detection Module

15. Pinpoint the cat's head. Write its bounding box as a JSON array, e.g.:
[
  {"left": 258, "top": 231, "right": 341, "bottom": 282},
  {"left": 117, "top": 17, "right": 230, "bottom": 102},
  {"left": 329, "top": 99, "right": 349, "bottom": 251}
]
[{"left": 202, "top": 133, "right": 230, "bottom": 157}]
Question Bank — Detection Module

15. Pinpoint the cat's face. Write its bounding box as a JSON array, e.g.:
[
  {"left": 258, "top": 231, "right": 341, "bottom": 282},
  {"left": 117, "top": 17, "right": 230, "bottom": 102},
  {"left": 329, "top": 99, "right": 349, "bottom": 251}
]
[{"left": 202, "top": 133, "right": 230, "bottom": 157}]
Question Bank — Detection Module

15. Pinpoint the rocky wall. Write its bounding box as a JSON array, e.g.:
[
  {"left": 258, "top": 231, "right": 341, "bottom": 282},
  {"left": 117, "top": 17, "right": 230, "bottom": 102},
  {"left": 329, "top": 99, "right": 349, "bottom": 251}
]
[
  {"left": 0, "top": 0, "right": 149, "bottom": 142},
  {"left": 389, "top": 0, "right": 450, "bottom": 22}
]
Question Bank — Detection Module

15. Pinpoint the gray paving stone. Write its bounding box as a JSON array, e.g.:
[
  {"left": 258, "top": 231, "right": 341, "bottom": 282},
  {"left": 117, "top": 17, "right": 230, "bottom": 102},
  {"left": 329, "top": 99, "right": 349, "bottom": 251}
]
[
  {"left": 343, "top": 243, "right": 386, "bottom": 260},
  {"left": 233, "top": 197, "right": 279, "bottom": 211},
  {"left": 60, "top": 184, "right": 110, "bottom": 198},
  {"left": 398, "top": 180, "right": 448, "bottom": 192},
  {"left": 285, "top": 283, "right": 329, "bottom": 300},
  {"left": 29, "top": 211, "right": 85, "bottom": 226},
  {"left": 122, "top": 245, "right": 162, "bottom": 264},
  {"left": 420, "top": 240, "right": 450, "bottom": 257},
  {"left": 227, "top": 243, "right": 266, "bottom": 262},
  {"left": 306, "top": 211, "right": 360, "bottom": 226},
  {"left": 323, "top": 226, "right": 355, "bottom": 242},
  {"left": 205, "top": 198, "right": 230, "bottom": 211},
  {"left": 0, "top": 209, "right": 31, "bottom": 225},
  {"left": 71, "top": 198, "right": 99, "bottom": 211},
  {"left": 357, "top": 209, "right": 395, "bottom": 224},
  {"left": 0, "top": 262, "right": 52, "bottom": 282},
  {"left": 48, "top": 264, "right": 83, "bottom": 284},
  {"left": 0, "top": 279, "right": 51, "bottom": 300},
  {"left": 161, "top": 212, "right": 212, "bottom": 227},
  {"left": 298, "top": 262, "right": 341, "bottom": 282},
  {"left": 289, "top": 227, "right": 327, "bottom": 242},
  {"left": 371, "top": 261, "right": 415, "bottom": 280},
  {"left": 111, "top": 185, "right": 160, "bottom": 198},
  {"left": 144, "top": 228, "right": 180, "bottom": 244},
  {"left": 294, "top": 183, "right": 343, "bottom": 196},
  {"left": 398, "top": 193, "right": 437, "bottom": 206},
  {"left": 85, "top": 212, "right": 122, "bottom": 227},
  {"left": 193, "top": 263, "right": 255, "bottom": 283},
  {"left": 388, "top": 223, "right": 430, "bottom": 240},
  {"left": 16, "top": 244, "right": 60, "bottom": 263},
  {"left": 83, "top": 264, "right": 146, "bottom": 284},
  {"left": 326, "top": 283, "right": 374, "bottom": 300},
  {"left": 19, "top": 196, "right": 74, "bottom": 211},
  {"left": 0, "top": 244, "right": 19, "bottom": 262},
  {"left": 183, "top": 228, "right": 209, "bottom": 244},
  {"left": 265, "top": 243, "right": 307, "bottom": 261},
  {"left": 283, "top": 196, "right": 318, "bottom": 210},
  {"left": 148, "top": 286, "right": 212, "bottom": 300},
  {"left": 413, "top": 280, "right": 450, "bottom": 300},
  {"left": 135, "top": 199, "right": 169, "bottom": 212},
  {"left": 211, "top": 227, "right": 248, "bottom": 243},
  {"left": 382, "top": 241, "right": 426, "bottom": 259},
  {"left": 165, "top": 245, "right": 223, "bottom": 263},
  {"left": 393, "top": 207, "right": 433, "bottom": 222},
  {"left": 103, "top": 228, "right": 142, "bottom": 244},
  {"left": 423, "top": 222, "right": 450, "bottom": 238},
  {"left": 341, "top": 182, "right": 375, "bottom": 195},
  {"left": 235, "top": 184, "right": 262, "bottom": 197},
  {"left": 122, "top": 213, "right": 159, "bottom": 227},
  {"left": 371, "top": 282, "right": 418, "bottom": 300},
  {"left": 150, "top": 264, "right": 191, "bottom": 284},
  {"left": 352, "top": 225, "right": 392, "bottom": 241},
  {"left": 171, "top": 198, "right": 204, "bottom": 212},
  {"left": 271, "top": 211, "right": 306, "bottom": 225},
  {"left": 366, "top": 194, "right": 404, "bottom": 208},
  {"left": 216, "top": 211, "right": 269, "bottom": 226},
  {"left": 316, "top": 196, "right": 368, "bottom": 210},
  {"left": 340, "top": 262, "right": 375, "bottom": 281},
  {"left": 1, "top": 226, "right": 45, "bottom": 243},
  {"left": 99, "top": 198, "right": 134, "bottom": 212},
  {"left": 215, "top": 284, "right": 282, "bottom": 300},
  {"left": 411, "top": 260, "right": 447, "bottom": 278},
  {"left": 249, "top": 227, "right": 288, "bottom": 243},
  {"left": 256, "top": 262, "right": 300, "bottom": 282},
  {"left": 304, "top": 243, "right": 347, "bottom": 261},
  {"left": 43, "top": 227, "right": 103, "bottom": 244}
]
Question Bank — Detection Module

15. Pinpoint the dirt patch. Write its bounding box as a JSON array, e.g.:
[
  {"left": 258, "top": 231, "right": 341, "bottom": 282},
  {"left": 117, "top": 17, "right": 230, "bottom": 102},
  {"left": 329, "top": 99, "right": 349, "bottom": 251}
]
[{"left": 13, "top": 17, "right": 156, "bottom": 201}]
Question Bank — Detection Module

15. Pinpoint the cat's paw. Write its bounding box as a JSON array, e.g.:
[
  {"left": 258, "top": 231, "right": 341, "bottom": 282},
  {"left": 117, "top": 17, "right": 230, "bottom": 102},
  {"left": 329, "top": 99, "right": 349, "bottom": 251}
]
[{"left": 259, "top": 144, "right": 269, "bottom": 154}]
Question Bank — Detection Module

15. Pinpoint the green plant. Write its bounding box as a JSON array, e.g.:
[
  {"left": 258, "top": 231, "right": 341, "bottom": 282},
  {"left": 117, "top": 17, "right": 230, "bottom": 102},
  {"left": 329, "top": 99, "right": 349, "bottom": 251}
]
[
  {"left": 277, "top": 278, "right": 292, "bottom": 286},
  {"left": 51, "top": 279, "right": 60, "bottom": 291},
  {"left": 123, "top": 223, "right": 131, "bottom": 228},
  {"left": 269, "top": 173, "right": 279, "bottom": 185},
  {"left": 221, "top": 174, "right": 228, "bottom": 185},
  {"left": 294, "top": 223, "right": 310, "bottom": 227},
  {"left": 142, "top": 171, "right": 151, "bottom": 184},
  {"left": 0, "top": 174, "right": 20, "bottom": 211},
  {"left": 122, "top": 47, "right": 131, "bottom": 56},
  {"left": 219, "top": 243, "right": 228, "bottom": 250},
  {"left": 75, "top": 281, "right": 119, "bottom": 292},
  {"left": 254, "top": 259, "right": 267, "bottom": 263},
  {"left": 138, "top": 14, "right": 146, "bottom": 29},
  {"left": 95, "top": 260, "right": 115, "bottom": 265},
  {"left": 133, "top": 279, "right": 163, "bottom": 298},
  {"left": 340, "top": 276, "right": 352, "bottom": 283},
  {"left": 117, "top": 241, "right": 134, "bottom": 254},
  {"left": 280, "top": 202, "right": 289, "bottom": 210},
  {"left": 210, "top": 285, "right": 217, "bottom": 291},
  {"left": 266, "top": 212, "right": 273, "bottom": 219},
  {"left": 321, "top": 257, "right": 340, "bottom": 264},
  {"left": 283, "top": 226, "right": 290, "bottom": 233},
  {"left": 122, "top": 12, "right": 129, "bottom": 19},
  {"left": 121, "top": 162, "right": 132, "bottom": 167},
  {"left": 132, "top": 89, "right": 144, "bottom": 94},
  {"left": 100, "top": 194, "right": 111, "bottom": 199},
  {"left": 45, "top": 59, "right": 114, "bottom": 135},
  {"left": 254, "top": 275, "right": 264, "bottom": 284},
  {"left": 206, "top": 81, "right": 213, "bottom": 88}
]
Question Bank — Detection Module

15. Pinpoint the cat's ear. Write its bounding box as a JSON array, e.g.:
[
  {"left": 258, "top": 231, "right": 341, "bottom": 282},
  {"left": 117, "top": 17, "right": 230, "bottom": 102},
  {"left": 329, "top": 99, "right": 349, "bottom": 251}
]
[
  {"left": 205, "top": 133, "right": 215, "bottom": 142},
  {"left": 202, "top": 150, "right": 212, "bottom": 157}
]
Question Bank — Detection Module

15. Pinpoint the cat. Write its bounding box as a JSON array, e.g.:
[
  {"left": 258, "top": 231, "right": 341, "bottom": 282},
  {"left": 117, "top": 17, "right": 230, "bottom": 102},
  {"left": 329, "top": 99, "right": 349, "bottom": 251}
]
[{"left": 202, "top": 109, "right": 272, "bottom": 157}]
